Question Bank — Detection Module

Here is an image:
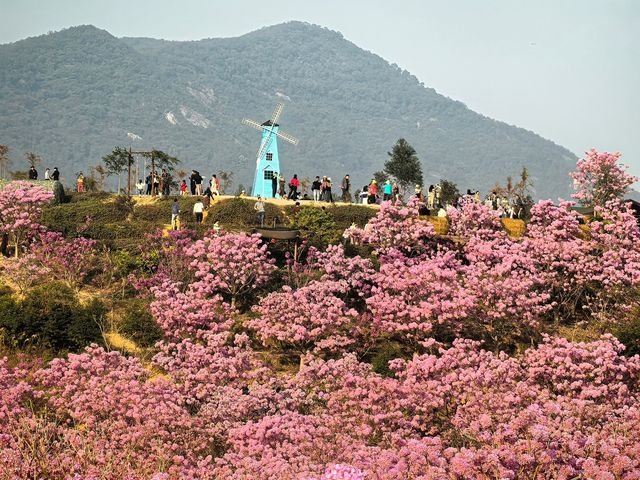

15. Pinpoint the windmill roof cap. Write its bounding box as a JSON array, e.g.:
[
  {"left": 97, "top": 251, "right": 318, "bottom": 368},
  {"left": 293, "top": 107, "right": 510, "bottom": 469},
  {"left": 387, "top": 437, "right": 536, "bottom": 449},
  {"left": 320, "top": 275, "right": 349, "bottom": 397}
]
[{"left": 261, "top": 120, "right": 279, "bottom": 127}]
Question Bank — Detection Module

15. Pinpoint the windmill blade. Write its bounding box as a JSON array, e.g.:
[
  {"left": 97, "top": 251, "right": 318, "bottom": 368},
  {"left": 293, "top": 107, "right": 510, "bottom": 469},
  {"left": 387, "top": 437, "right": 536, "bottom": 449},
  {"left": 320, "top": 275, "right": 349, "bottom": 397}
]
[
  {"left": 270, "top": 103, "right": 284, "bottom": 125},
  {"left": 256, "top": 134, "right": 274, "bottom": 161},
  {"left": 275, "top": 130, "right": 299, "bottom": 145},
  {"left": 242, "top": 118, "right": 265, "bottom": 131}
]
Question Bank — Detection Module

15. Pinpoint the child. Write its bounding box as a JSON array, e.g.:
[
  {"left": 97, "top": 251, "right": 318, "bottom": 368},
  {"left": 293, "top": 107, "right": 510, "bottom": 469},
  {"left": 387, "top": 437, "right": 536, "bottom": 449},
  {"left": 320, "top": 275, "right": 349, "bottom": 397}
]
[{"left": 180, "top": 180, "right": 188, "bottom": 196}]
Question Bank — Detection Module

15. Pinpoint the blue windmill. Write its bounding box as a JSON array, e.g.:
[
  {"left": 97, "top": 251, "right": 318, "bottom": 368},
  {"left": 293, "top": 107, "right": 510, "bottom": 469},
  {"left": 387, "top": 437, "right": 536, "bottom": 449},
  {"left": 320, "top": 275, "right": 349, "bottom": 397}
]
[{"left": 242, "top": 102, "right": 299, "bottom": 198}]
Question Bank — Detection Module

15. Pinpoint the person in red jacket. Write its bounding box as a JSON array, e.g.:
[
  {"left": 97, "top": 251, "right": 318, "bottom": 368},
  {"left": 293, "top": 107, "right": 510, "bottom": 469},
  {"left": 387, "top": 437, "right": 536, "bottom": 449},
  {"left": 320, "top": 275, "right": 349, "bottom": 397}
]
[{"left": 288, "top": 174, "right": 299, "bottom": 200}]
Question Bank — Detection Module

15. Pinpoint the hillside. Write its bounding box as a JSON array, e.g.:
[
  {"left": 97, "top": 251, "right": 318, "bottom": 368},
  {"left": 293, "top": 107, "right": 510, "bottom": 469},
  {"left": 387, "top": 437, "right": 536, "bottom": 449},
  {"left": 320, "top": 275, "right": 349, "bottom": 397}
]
[{"left": 0, "top": 22, "right": 577, "bottom": 198}]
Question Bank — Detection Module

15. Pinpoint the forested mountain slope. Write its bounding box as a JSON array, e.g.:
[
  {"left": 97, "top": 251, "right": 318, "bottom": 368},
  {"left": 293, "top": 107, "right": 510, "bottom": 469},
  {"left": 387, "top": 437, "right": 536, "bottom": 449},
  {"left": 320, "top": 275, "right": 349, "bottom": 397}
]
[{"left": 0, "top": 22, "right": 577, "bottom": 198}]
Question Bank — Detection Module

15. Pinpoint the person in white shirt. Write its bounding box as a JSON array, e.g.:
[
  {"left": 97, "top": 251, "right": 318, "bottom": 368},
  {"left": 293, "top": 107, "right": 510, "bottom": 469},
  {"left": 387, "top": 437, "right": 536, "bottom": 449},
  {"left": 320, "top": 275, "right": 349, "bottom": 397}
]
[
  {"left": 193, "top": 198, "right": 204, "bottom": 223},
  {"left": 254, "top": 196, "right": 265, "bottom": 226},
  {"left": 44, "top": 168, "right": 51, "bottom": 180}
]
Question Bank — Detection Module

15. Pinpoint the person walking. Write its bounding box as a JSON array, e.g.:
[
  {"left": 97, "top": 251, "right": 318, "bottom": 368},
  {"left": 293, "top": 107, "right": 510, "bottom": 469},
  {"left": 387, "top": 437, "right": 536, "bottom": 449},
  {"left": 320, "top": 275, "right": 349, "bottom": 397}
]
[
  {"left": 383, "top": 180, "right": 393, "bottom": 201},
  {"left": 193, "top": 198, "right": 204, "bottom": 223},
  {"left": 341, "top": 175, "right": 351, "bottom": 203},
  {"left": 171, "top": 198, "right": 180, "bottom": 230},
  {"left": 312, "top": 176, "right": 321, "bottom": 202},
  {"left": 288, "top": 174, "right": 299, "bottom": 200},
  {"left": 278, "top": 174, "right": 286, "bottom": 198},
  {"left": 28, "top": 166, "right": 38, "bottom": 180},
  {"left": 271, "top": 172, "right": 278, "bottom": 198},
  {"left": 254, "top": 195, "right": 265, "bottom": 225},
  {"left": 51, "top": 167, "right": 60, "bottom": 181}
]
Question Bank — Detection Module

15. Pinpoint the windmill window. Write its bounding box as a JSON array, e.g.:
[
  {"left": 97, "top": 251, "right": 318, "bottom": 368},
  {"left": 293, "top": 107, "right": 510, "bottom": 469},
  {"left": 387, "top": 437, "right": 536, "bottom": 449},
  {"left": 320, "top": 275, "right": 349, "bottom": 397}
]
[
  {"left": 264, "top": 170, "right": 275, "bottom": 180},
  {"left": 266, "top": 153, "right": 273, "bottom": 161}
]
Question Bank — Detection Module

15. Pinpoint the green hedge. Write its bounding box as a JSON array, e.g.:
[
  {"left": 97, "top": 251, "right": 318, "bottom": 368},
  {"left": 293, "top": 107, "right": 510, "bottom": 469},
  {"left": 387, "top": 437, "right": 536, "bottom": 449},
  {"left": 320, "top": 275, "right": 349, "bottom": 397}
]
[{"left": 0, "top": 282, "right": 105, "bottom": 352}]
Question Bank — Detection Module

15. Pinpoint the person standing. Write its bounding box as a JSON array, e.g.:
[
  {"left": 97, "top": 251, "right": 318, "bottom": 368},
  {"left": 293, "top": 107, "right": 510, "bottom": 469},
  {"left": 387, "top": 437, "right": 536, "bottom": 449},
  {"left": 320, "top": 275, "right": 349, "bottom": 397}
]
[
  {"left": 28, "top": 166, "right": 38, "bottom": 180},
  {"left": 44, "top": 168, "right": 51, "bottom": 180},
  {"left": 341, "top": 175, "right": 351, "bottom": 203},
  {"left": 136, "top": 179, "right": 145, "bottom": 195},
  {"left": 210, "top": 174, "right": 219, "bottom": 196},
  {"left": 180, "top": 180, "right": 188, "bottom": 196},
  {"left": 326, "top": 177, "right": 334, "bottom": 203},
  {"left": 368, "top": 180, "right": 378, "bottom": 204},
  {"left": 51, "top": 167, "right": 60, "bottom": 181},
  {"left": 171, "top": 198, "right": 180, "bottom": 230},
  {"left": 383, "top": 180, "right": 393, "bottom": 201},
  {"left": 271, "top": 172, "right": 278, "bottom": 198},
  {"left": 195, "top": 171, "right": 203, "bottom": 196},
  {"left": 193, "top": 198, "right": 204, "bottom": 223},
  {"left": 312, "top": 176, "right": 321, "bottom": 202},
  {"left": 189, "top": 170, "right": 197, "bottom": 195},
  {"left": 288, "top": 174, "right": 299, "bottom": 200},
  {"left": 428, "top": 185, "right": 435, "bottom": 209},
  {"left": 254, "top": 195, "right": 265, "bottom": 225},
  {"left": 145, "top": 173, "right": 152, "bottom": 195},
  {"left": 77, "top": 172, "right": 85, "bottom": 192},
  {"left": 278, "top": 174, "right": 286, "bottom": 198},
  {"left": 392, "top": 183, "right": 400, "bottom": 203}
]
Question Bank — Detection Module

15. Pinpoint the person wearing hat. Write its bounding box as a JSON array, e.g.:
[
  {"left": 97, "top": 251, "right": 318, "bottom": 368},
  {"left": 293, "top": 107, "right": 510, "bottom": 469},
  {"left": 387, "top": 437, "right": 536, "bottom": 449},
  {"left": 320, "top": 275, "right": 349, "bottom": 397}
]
[{"left": 368, "top": 179, "right": 378, "bottom": 205}]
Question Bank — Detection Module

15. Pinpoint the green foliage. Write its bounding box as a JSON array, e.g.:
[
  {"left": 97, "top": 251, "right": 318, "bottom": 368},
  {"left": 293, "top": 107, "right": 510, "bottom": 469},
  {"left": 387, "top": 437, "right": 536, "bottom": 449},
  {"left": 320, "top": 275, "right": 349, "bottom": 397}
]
[
  {"left": 208, "top": 197, "right": 281, "bottom": 228},
  {"left": 291, "top": 206, "right": 341, "bottom": 247},
  {"left": 439, "top": 179, "right": 460, "bottom": 206},
  {"left": 102, "top": 146, "right": 134, "bottom": 177},
  {"left": 385, "top": 138, "right": 423, "bottom": 192},
  {"left": 369, "top": 341, "right": 411, "bottom": 377},
  {"left": 118, "top": 299, "right": 163, "bottom": 348},
  {"left": 0, "top": 282, "right": 105, "bottom": 352},
  {"left": 615, "top": 314, "right": 640, "bottom": 357},
  {"left": 142, "top": 149, "right": 180, "bottom": 173}
]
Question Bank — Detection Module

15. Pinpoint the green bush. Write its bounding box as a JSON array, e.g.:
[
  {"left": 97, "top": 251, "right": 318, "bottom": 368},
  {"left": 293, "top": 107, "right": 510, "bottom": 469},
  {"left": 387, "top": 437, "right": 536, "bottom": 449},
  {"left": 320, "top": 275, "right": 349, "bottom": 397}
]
[
  {"left": 615, "top": 315, "right": 640, "bottom": 357},
  {"left": 118, "top": 299, "right": 164, "bottom": 348},
  {"left": 207, "top": 197, "right": 282, "bottom": 228},
  {"left": 328, "top": 204, "right": 377, "bottom": 230},
  {"left": 0, "top": 282, "right": 105, "bottom": 352},
  {"left": 291, "top": 206, "right": 341, "bottom": 248}
]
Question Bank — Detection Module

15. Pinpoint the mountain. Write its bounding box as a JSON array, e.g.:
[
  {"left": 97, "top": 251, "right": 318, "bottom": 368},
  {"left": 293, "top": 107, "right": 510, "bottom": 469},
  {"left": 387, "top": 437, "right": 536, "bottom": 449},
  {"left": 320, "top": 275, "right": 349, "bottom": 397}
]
[{"left": 0, "top": 22, "right": 577, "bottom": 198}]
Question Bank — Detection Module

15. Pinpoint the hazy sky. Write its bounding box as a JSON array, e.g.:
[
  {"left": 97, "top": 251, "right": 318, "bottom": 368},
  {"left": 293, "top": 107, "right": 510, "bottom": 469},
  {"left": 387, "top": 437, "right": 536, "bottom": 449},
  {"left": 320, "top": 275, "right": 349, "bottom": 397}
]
[{"left": 2, "top": 0, "right": 639, "bottom": 176}]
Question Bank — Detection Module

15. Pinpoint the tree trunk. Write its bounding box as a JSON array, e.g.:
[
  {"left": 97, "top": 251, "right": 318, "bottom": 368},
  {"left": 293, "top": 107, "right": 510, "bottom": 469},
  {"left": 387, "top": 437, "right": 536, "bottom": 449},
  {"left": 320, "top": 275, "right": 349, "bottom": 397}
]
[{"left": 151, "top": 153, "right": 156, "bottom": 197}]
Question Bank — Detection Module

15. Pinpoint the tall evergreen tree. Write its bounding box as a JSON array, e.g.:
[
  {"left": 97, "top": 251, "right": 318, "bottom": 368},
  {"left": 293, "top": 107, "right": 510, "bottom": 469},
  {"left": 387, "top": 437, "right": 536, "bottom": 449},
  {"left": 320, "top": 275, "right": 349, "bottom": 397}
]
[{"left": 384, "top": 138, "right": 423, "bottom": 194}]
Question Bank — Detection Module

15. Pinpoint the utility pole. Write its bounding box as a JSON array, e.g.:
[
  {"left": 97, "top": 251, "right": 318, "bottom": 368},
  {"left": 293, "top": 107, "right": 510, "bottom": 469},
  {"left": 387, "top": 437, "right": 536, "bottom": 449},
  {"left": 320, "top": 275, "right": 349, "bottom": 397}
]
[{"left": 127, "top": 147, "right": 133, "bottom": 196}]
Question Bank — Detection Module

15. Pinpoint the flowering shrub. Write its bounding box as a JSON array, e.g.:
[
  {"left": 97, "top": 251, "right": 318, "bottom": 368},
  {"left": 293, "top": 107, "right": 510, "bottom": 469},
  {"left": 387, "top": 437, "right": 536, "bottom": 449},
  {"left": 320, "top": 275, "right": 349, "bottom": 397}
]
[
  {"left": 570, "top": 148, "right": 637, "bottom": 208},
  {"left": 0, "top": 181, "right": 53, "bottom": 257},
  {"left": 353, "top": 200, "right": 436, "bottom": 255},
  {"left": 249, "top": 280, "right": 359, "bottom": 353},
  {"left": 186, "top": 232, "right": 276, "bottom": 307}
]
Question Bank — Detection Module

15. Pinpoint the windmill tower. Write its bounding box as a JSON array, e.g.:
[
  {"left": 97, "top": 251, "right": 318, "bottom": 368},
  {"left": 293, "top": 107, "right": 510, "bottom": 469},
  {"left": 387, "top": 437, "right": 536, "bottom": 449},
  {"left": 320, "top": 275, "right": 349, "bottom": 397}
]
[{"left": 242, "top": 103, "right": 299, "bottom": 198}]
